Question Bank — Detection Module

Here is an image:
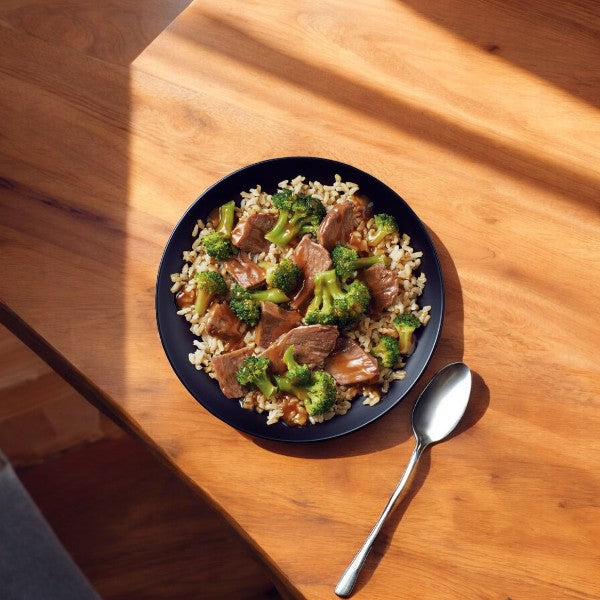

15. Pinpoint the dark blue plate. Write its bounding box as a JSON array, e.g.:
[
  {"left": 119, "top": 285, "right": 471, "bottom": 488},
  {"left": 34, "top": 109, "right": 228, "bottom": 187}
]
[{"left": 156, "top": 157, "right": 444, "bottom": 442}]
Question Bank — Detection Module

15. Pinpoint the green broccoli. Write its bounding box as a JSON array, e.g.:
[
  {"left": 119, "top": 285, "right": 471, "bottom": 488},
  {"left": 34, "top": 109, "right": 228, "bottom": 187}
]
[
  {"left": 331, "top": 245, "right": 391, "bottom": 280},
  {"left": 236, "top": 356, "right": 277, "bottom": 398},
  {"left": 370, "top": 213, "right": 399, "bottom": 246},
  {"left": 229, "top": 284, "right": 289, "bottom": 327},
  {"left": 371, "top": 335, "right": 401, "bottom": 368},
  {"left": 274, "top": 370, "right": 337, "bottom": 416},
  {"left": 201, "top": 201, "right": 238, "bottom": 259},
  {"left": 265, "top": 258, "right": 302, "bottom": 294},
  {"left": 304, "top": 269, "right": 370, "bottom": 328},
  {"left": 265, "top": 189, "right": 326, "bottom": 246},
  {"left": 215, "top": 200, "right": 236, "bottom": 238},
  {"left": 282, "top": 345, "right": 311, "bottom": 386},
  {"left": 393, "top": 312, "right": 422, "bottom": 355},
  {"left": 202, "top": 231, "right": 238, "bottom": 260},
  {"left": 193, "top": 271, "right": 228, "bottom": 315}
]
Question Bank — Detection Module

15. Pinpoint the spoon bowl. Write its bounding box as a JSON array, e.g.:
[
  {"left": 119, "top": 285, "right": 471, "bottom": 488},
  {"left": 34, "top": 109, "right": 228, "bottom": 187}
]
[
  {"left": 413, "top": 362, "right": 471, "bottom": 445},
  {"left": 335, "top": 362, "right": 472, "bottom": 597}
]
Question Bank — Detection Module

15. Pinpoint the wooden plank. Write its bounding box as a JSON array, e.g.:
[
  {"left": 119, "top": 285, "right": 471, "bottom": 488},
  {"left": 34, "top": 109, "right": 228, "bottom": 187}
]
[
  {"left": 1, "top": 1, "right": 599, "bottom": 599},
  {"left": 17, "top": 436, "right": 279, "bottom": 600}
]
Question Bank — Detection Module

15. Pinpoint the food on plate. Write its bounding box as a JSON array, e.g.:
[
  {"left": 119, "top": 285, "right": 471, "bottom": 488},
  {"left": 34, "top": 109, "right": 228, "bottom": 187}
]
[
  {"left": 202, "top": 231, "right": 238, "bottom": 260},
  {"left": 260, "top": 324, "right": 338, "bottom": 374},
  {"left": 304, "top": 270, "right": 370, "bottom": 328},
  {"left": 205, "top": 302, "right": 246, "bottom": 345},
  {"left": 393, "top": 312, "right": 423, "bottom": 355},
  {"left": 274, "top": 347, "right": 337, "bottom": 416},
  {"left": 170, "top": 175, "right": 430, "bottom": 425},
  {"left": 229, "top": 284, "right": 289, "bottom": 327},
  {"left": 236, "top": 356, "right": 277, "bottom": 398},
  {"left": 264, "top": 189, "right": 326, "bottom": 246},
  {"left": 255, "top": 302, "right": 302, "bottom": 348},
  {"left": 193, "top": 271, "right": 228, "bottom": 316},
  {"left": 324, "top": 337, "right": 380, "bottom": 385},
  {"left": 201, "top": 200, "right": 238, "bottom": 260},
  {"left": 317, "top": 201, "right": 354, "bottom": 249},
  {"left": 264, "top": 258, "right": 302, "bottom": 294},
  {"left": 231, "top": 213, "right": 276, "bottom": 253},
  {"left": 371, "top": 335, "right": 401, "bottom": 369},
  {"left": 289, "top": 234, "right": 332, "bottom": 311},
  {"left": 359, "top": 263, "right": 400, "bottom": 314},
  {"left": 369, "top": 212, "right": 399, "bottom": 246},
  {"left": 331, "top": 244, "right": 389, "bottom": 281}
]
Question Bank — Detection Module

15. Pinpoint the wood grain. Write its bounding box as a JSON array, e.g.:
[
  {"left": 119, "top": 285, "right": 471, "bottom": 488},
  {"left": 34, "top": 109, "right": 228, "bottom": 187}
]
[
  {"left": 17, "top": 435, "right": 280, "bottom": 600},
  {"left": 1, "top": 1, "right": 599, "bottom": 599}
]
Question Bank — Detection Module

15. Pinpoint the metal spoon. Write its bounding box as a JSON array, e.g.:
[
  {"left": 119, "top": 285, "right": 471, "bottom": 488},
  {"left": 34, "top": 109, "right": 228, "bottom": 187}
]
[{"left": 335, "top": 362, "right": 472, "bottom": 597}]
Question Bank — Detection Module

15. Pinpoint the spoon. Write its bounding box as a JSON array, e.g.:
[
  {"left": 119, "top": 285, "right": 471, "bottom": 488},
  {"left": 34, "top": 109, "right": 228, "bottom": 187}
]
[{"left": 335, "top": 362, "right": 472, "bottom": 597}]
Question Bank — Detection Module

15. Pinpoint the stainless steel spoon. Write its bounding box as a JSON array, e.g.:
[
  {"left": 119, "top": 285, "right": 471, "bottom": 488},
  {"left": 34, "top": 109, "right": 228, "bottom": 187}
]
[{"left": 335, "top": 362, "right": 472, "bottom": 597}]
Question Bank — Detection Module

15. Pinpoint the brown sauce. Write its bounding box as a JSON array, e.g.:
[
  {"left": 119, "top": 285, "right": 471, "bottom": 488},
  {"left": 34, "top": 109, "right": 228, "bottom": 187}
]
[
  {"left": 175, "top": 286, "right": 196, "bottom": 309},
  {"left": 280, "top": 395, "right": 308, "bottom": 427},
  {"left": 208, "top": 206, "right": 220, "bottom": 228},
  {"left": 362, "top": 384, "right": 383, "bottom": 397}
]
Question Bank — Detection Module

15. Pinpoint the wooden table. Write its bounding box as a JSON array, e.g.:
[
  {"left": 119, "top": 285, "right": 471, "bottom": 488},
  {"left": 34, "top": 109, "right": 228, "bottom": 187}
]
[{"left": 1, "top": 1, "right": 599, "bottom": 598}]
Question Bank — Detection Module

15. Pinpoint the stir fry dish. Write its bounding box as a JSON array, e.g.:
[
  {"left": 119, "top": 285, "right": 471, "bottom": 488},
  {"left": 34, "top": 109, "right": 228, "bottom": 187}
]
[{"left": 170, "top": 175, "right": 430, "bottom": 426}]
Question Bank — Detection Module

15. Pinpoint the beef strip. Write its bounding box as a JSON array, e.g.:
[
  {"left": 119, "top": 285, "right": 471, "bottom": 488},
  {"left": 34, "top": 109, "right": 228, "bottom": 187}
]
[
  {"left": 325, "top": 337, "right": 380, "bottom": 385},
  {"left": 225, "top": 252, "right": 266, "bottom": 289},
  {"left": 317, "top": 201, "right": 354, "bottom": 249},
  {"left": 211, "top": 346, "right": 254, "bottom": 398},
  {"left": 255, "top": 302, "right": 302, "bottom": 348},
  {"left": 230, "top": 213, "right": 276, "bottom": 254},
  {"left": 205, "top": 302, "right": 246, "bottom": 344},
  {"left": 359, "top": 263, "right": 400, "bottom": 313},
  {"left": 260, "top": 325, "right": 338, "bottom": 374},
  {"left": 290, "top": 235, "right": 332, "bottom": 311}
]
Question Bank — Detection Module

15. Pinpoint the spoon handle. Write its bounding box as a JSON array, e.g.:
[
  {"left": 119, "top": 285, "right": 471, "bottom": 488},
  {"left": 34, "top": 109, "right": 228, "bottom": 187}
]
[{"left": 334, "top": 439, "right": 426, "bottom": 598}]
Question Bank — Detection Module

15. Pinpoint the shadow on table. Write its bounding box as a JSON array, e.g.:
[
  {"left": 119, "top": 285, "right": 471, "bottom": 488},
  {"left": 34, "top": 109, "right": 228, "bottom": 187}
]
[
  {"left": 398, "top": 0, "right": 600, "bottom": 109},
  {"left": 251, "top": 226, "right": 489, "bottom": 459},
  {"left": 173, "top": 12, "right": 599, "bottom": 211}
]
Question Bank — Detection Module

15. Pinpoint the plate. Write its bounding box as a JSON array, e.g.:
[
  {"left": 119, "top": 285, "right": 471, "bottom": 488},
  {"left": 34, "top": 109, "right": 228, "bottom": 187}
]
[{"left": 156, "top": 157, "right": 444, "bottom": 442}]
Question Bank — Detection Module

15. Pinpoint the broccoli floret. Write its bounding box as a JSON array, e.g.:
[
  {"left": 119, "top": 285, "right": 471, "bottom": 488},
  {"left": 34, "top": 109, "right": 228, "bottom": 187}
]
[
  {"left": 304, "top": 270, "right": 370, "bottom": 328},
  {"left": 274, "top": 370, "right": 337, "bottom": 416},
  {"left": 331, "top": 245, "right": 390, "bottom": 280},
  {"left": 215, "top": 200, "right": 236, "bottom": 238},
  {"left": 202, "top": 231, "right": 238, "bottom": 260},
  {"left": 371, "top": 335, "right": 401, "bottom": 368},
  {"left": 229, "top": 284, "right": 289, "bottom": 327},
  {"left": 236, "top": 356, "right": 277, "bottom": 398},
  {"left": 266, "top": 258, "right": 302, "bottom": 294},
  {"left": 393, "top": 313, "right": 422, "bottom": 355},
  {"left": 193, "top": 271, "right": 227, "bottom": 315},
  {"left": 265, "top": 190, "right": 326, "bottom": 246},
  {"left": 370, "top": 213, "right": 399, "bottom": 246},
  {"left": 282, "top": 345, "right": 311, "bottom": 386}
]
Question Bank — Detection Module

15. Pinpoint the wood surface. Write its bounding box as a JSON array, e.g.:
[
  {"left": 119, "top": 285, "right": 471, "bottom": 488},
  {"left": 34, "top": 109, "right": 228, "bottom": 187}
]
[
  {"left": 1, "top": 0, "right": 599, "bottom": 599},
  {"left": 0, "top": 323, "right": 279, "bottom": 598},
  {"left": 18, "top": 435, "right": 279, "bottom": 600}
]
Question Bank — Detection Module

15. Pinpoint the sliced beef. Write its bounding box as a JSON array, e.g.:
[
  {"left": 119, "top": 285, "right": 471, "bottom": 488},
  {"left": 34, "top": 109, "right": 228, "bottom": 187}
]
[
  {"left": 260, "top": 325, "right": 338, "bottom": 374},
  {"left": 205, "top": 302, "right": 246, "bottom": 344},
  {"left": 290, "top": 235, "right": 332, "bottom": 311},
  {"left": 225, "top": 252, "right": 266, "bottom": 289},
  {"left": 359, "top": 263, "right": 400, "bottom": 313},
  {"left": 317, "top": 201, "right": 354, "bottom": 249},
  {"left": 325, "top": 337, "right": 380, "bottom": 385},
  {"left": 211, "top": 347, "right": 254, "bottom": 398},
  {"left": 231, "top": 213, "right": 277, "bottom": 254},
  {"left": 255, "top": 302, "right": 302, "bottom": 348}
]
